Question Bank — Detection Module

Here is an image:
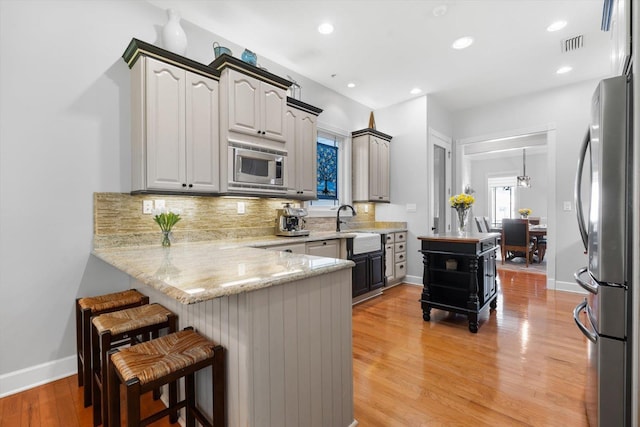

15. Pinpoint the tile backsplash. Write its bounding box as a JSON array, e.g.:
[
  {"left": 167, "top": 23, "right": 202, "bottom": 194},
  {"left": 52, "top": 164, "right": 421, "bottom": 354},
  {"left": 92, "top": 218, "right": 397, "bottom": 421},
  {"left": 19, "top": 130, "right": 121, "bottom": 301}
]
[{"left": 94, "top": 193, "right": 381, "bottom": 248}]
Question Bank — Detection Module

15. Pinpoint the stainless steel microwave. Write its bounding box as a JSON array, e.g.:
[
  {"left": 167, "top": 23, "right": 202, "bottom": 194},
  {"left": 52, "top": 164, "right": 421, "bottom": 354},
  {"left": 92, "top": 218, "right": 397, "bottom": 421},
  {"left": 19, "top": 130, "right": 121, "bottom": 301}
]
[{"left": 228, "top": 144, "right": 286, "bottom": 189}]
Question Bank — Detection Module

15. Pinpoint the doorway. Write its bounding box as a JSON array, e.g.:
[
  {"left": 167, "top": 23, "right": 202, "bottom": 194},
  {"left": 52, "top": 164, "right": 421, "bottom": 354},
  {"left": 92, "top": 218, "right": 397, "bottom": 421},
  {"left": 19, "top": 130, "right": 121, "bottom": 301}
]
[
  {"left": 428, "top": 128, "right": 452, "bottom": 233},
  {"left": 456, "top": 126, "right": 557, "bottom": 288}
]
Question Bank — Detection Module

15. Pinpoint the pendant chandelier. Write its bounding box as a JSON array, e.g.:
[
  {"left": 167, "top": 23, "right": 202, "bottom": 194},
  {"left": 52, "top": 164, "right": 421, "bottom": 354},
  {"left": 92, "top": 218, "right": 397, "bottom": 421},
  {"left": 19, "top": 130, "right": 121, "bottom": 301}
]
[{"left": 517, "top": 148, "right": 531, "bottom": 188}]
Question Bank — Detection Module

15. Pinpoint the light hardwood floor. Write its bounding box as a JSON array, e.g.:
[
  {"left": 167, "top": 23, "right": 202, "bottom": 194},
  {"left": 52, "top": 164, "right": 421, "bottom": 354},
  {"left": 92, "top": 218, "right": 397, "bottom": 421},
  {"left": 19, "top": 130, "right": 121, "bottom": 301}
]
[
  {"left": 353, "top": 270, "right": 588, "bottom": 426},
  {"left": 0, "top": 269, "right": 588, "bottom": 426}
]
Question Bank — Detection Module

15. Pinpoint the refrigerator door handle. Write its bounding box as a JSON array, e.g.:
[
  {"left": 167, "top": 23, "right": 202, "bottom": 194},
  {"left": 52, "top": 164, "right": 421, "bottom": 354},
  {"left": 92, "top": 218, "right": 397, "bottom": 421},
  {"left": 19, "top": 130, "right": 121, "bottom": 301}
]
[
  {"left": 574, "top": 266, "right": 598, "bottom": 294},
  {"left": 574, "top": 129, "right": 590, "bottom": 252},
  {"left": 573, "top": 298, "right": 598, "bottom": 343}
]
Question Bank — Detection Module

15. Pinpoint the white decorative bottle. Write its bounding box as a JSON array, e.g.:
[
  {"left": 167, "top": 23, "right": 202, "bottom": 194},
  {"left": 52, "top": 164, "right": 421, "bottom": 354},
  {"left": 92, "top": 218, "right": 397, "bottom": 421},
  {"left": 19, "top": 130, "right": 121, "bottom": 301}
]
[{"left": 162, "top": 9, "right": 187, "bottom": 56}]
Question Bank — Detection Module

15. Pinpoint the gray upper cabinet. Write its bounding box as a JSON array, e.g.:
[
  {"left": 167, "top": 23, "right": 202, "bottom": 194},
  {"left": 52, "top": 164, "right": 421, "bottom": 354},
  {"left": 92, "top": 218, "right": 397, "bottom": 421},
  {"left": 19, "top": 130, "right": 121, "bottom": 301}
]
[
  {"left": 224, "top": 69, "right": 287, "bottom": 145},
  {"left": 285, "top": 99, "right": 323, "bottom": 200},
  {"left": 352, "top": 128, "right": 393, "bottom": 203},
  {"left": 129, "top": 55, "right": 220, "bottom": 193}
]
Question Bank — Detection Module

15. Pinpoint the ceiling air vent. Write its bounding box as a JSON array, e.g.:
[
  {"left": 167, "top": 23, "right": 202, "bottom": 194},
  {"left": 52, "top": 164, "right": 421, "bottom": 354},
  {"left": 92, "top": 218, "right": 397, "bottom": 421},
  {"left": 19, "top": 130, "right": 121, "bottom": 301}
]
[{"left": 561, "top": 35, "right": 584, "bottom": 53}]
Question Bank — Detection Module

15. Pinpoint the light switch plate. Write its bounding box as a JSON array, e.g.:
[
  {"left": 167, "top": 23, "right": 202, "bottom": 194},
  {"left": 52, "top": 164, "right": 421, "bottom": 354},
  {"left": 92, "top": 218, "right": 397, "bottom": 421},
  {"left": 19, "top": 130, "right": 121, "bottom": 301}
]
[
  {"left": 406, "top": 203, "right": 417, "bottom": 212},
  {"left": 563, "top": 201, "right": 572, "bottom": 211},
  {"left": 237, "top": 202, "right": 245, "bottom": 214},
  {"left": 154, "top": 200, "right": 165, "bottom": 210}
]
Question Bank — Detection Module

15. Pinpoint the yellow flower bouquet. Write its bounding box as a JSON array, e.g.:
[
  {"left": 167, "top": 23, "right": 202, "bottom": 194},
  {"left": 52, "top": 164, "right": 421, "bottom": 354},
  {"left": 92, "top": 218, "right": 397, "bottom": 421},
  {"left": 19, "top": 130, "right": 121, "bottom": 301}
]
[
  {"left": 518, "top": 208, "right": 532, "bottom": 218},
  {"left": 450, "top": 193, "right": 475, "bottom": 233}
]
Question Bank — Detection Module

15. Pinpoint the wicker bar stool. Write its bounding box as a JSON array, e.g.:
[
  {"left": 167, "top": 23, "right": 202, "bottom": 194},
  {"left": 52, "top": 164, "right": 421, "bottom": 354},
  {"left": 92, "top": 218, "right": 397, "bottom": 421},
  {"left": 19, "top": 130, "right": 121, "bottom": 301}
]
[
  {"left": 76, "top": 289, "right": 149, "bottom": 407},
  {"left": 108, "top": 328, "right": 225, "bottom": 427},
  {"left": 91, "top": 303, "right": 177, "bottom": 427}
]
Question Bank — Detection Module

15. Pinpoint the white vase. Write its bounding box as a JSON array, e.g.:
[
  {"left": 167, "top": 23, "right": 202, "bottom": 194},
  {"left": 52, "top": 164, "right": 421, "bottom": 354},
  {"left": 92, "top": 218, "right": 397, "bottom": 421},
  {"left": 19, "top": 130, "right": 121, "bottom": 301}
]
[{"left": 162, "top": 9, "right": 187, "bottom": 56}]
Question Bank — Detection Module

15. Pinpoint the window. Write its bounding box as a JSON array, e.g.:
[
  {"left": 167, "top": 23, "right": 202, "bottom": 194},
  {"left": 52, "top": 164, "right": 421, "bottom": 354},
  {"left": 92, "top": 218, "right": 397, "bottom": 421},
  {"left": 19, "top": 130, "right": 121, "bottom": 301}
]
[
  {"left": 488, "top": 176, "right": 516, "bottom": 227},
  {"left": 308, "top": 128, "right": 351, "bottom": 214},
  {"left": 316, "top": 136, "right": 338, "bottom": 201}
]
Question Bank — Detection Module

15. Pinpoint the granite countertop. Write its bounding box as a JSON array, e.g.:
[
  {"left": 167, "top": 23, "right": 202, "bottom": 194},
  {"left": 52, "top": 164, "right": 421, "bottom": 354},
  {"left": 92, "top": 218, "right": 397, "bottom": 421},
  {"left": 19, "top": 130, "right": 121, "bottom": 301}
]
[
  {"left": 93, "top": 242, "right": 354, "bottom": 304},
  {"left": 93, "top": 228, "right": 408, "bottom": 304}
]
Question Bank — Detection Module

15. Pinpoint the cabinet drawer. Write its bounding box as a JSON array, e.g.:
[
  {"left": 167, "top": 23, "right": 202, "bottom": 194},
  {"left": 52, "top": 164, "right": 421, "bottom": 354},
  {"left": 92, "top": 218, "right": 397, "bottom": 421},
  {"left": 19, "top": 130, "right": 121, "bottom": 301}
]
[
  {"left": 394, "top": 242, "right": 406, "bottom": 253},
  {"left": 395, "top": 232, "right": 406, "bottom": 242},
  {"left": 385, "top": 234, "right": 395, "bottom": 244},
  {"left": 395, "top": 261, "right": 406, "bottom": 278},
  {"left": 394, "top": 252, "right": 406, "bottom": 263}
]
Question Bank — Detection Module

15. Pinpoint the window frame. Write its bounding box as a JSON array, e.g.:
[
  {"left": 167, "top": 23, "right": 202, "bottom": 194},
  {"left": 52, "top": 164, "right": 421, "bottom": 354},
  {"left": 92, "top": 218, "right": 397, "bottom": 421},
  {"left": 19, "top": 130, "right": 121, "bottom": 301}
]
[{"left": 306, "top": 124, "right": 352, "bottom": 217}]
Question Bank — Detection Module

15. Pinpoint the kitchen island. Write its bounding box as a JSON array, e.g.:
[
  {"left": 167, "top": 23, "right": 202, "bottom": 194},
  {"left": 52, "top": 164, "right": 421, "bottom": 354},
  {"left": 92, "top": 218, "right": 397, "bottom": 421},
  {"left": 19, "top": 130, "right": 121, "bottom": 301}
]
[
  {"left": 92, "top": 242, "right": 356, "bottom": 427},
  {"left": 417, "top": 232, "right": 499, "bottom": 333}
]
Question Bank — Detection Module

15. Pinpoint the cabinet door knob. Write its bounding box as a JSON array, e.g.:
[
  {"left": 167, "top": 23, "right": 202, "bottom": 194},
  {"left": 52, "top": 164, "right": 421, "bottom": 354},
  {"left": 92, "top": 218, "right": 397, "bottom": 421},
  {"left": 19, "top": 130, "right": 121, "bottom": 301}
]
[
  {"left": 188, "top": 184, "right": 193, "bottom": 188},
  {"left": 379, "top": 196, "right": 383, "bottom": 199},
  {"left": 182, "top": 183, "right": 187, "bottom": 187},
  {"left": 257, "top": 130, "right": 261, "bottom": 134},
  {"left": 261, "top": 131, "right": 266, "bottom": 135},
  {"left": 323, "top": 241, "right": 327, "bottom": 245}
]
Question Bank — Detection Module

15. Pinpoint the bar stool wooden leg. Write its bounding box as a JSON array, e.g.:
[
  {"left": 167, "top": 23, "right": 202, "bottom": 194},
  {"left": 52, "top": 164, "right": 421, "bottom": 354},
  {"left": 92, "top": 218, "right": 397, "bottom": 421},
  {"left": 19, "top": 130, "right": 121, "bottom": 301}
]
[
  {"left": 76, "top": 299, "right": 83, "bottom": 387},
  {"left": 82, "top": 307, "right": 93, "bottom": 406},
  {"left": 213, "top": 345, "right": 226, "bottom": 426}
]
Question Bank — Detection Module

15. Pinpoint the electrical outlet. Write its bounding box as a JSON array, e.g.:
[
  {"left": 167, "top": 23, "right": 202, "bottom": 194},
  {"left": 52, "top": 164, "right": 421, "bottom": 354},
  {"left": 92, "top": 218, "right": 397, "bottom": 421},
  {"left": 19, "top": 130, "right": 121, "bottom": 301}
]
[
  {"left": 406, "top": 203, "right": 417, "bottom": 212},
  {"left": 142, "top": 200, "right": 154, "bottom": 214},
  {"left": 154, "top": 200, "right": 165, "bottom": 210},
  {"left": 237, "top": 202, "right": 245, "bottom": 214},
  {"left": 563, "top": 201, "right": 572, "bottom": 211},
  {"left": 364, "top": 204, "right": 369, "bottom": 213}
]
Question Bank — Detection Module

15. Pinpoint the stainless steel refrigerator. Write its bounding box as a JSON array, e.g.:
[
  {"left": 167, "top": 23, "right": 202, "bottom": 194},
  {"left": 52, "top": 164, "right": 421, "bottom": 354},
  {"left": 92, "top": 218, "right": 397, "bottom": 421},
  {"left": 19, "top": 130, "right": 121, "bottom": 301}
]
[{"left": 573, "top": 74, "right": 633, "bottom": 426}]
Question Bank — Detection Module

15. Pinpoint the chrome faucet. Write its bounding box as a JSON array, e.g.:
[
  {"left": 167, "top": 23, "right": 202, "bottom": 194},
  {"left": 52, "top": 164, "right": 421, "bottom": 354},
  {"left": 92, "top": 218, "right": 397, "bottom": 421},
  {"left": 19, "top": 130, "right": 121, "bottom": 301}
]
[{"left": 336, "top": 204, "right": 357, "bottom": 232}]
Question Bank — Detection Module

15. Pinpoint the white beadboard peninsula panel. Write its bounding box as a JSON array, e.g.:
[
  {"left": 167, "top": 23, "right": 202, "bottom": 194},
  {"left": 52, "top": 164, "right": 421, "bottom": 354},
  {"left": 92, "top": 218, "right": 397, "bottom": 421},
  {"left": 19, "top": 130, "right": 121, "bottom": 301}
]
[{"left": 134, "top": 268, "right": 354, "bottom": 427}]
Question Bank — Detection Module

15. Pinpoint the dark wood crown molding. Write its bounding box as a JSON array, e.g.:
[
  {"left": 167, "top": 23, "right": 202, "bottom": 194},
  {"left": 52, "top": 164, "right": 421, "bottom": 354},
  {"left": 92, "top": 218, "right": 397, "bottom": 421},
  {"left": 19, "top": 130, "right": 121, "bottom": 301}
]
[
  {"left": 286, "top": 97, "right": 323, "bottom": 116},
  {"left": 351, "top": 128, "right": 393, "bottom": 141},
  {"left": 209, "top": 54, "right": 292, "bottom": 90},
  {"left": 122, "top": 38, "right": 220, "bottom": 80}
]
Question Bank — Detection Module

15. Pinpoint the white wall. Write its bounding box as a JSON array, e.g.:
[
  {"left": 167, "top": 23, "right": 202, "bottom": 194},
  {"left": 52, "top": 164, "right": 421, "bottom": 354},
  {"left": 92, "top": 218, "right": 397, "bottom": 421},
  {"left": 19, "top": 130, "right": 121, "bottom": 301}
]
[
  {"left": 452, "top": 79, "right": 600, "bottom": 288},
  {"left": 375, "top": 95, "right": 453, "bottom": 283},
  {"left": 468, "top": 151, "right": 548, "bottom": 224},
  {"left": 0, "top": 0, "right": 369, "bottom": 395}
]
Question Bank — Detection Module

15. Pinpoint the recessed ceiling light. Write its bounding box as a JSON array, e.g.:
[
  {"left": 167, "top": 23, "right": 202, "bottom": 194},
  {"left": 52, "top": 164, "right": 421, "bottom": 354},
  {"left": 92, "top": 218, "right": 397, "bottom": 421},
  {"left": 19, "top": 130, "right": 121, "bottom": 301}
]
[
  {"left": 556, "top": 66, "right": 573, "bottom": 74},
  {"left": 432, "top": 5, "right": 447, "bottom": 17},
  {"left": 410, "top": 88, "right": 422, "bottom": 95},
  {"left": 318, "top": 22, "right": 334, "bottom": 35},
  {"left": 347, "top": 82, "right": 356, "bottom": 88},
  {"left": 452, "top": 36, "right": 474, "bottom": 50},
  {"left": 547, "top": 20, "right": 567, "bottom": 32}
]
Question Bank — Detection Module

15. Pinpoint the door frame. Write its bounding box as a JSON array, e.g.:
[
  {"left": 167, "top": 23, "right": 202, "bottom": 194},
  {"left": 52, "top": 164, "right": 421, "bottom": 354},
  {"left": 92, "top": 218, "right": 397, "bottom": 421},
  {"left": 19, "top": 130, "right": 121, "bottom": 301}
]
[
  {"left": 427, "top": 128, "right": 453, "bottom": 233},
  {"left": 455, "top": 123, "right": 557, "bottom": 290}
]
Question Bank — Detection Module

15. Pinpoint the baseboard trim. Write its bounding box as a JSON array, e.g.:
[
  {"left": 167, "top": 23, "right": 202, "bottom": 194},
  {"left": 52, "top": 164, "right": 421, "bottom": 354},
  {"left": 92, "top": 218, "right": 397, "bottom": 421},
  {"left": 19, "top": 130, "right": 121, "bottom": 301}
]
[
  {"left": 0, "top": 355, "right": 76, "bottom": 398},
  {"left": 555, "top": 280, "right": 587, "bottom": 294},
  {"left": 404, "top": 275, "right": 422, "bottom": 286}
]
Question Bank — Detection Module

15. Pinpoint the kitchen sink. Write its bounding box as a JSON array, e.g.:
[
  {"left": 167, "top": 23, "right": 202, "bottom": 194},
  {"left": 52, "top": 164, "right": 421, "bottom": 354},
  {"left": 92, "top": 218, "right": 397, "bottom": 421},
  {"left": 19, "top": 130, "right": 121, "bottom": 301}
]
[{"left": 351, "top": 232, "right": 381, "bottom": 255}]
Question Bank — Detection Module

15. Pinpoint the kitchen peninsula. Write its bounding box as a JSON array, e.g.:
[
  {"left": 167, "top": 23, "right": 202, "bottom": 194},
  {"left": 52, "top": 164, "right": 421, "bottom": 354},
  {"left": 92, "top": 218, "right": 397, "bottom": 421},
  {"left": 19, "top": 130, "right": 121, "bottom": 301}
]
[{"left": 93, "top": 240, "right": 356, "bottom": 427}]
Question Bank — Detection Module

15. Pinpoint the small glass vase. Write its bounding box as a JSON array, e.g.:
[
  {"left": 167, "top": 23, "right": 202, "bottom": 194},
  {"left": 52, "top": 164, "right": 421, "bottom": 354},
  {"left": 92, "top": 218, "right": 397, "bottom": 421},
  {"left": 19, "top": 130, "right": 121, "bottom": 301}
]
[
  {"left": 521, "top": 214, "right": 529, "bottom": 219},
  {"left": 161, "top": 231, "right": 171, "bottom": 247},
  {"left": 456, "top": 208, "right": 469, "bottom": 234}
]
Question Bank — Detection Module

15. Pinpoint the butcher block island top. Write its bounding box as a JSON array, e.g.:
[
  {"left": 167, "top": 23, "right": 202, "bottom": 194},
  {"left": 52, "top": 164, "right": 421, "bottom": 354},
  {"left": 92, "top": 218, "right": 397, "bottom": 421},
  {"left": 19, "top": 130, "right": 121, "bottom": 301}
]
[{"left": 92, "top": 241, "right": 354, "bottom": 304}]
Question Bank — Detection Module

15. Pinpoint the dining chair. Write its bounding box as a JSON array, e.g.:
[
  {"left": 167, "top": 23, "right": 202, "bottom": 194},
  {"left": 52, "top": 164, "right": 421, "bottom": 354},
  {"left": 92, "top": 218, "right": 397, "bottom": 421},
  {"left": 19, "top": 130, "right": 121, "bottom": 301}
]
[
  {"left": 501, "top": 218, "right": 534, "bottom": 267},
  {"left": 474, "top": 216, "right": 487, "bottom": 232},
  {"left": 482, "top": 216, "right": 492, "bottom": 232}
]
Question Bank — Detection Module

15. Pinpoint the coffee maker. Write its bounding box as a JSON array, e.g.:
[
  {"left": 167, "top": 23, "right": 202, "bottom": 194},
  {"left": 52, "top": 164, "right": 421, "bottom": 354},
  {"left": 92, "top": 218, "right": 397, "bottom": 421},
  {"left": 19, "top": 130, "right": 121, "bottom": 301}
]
[{"left": 275, "top": 204, "right": 309, "bottom": 236}]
